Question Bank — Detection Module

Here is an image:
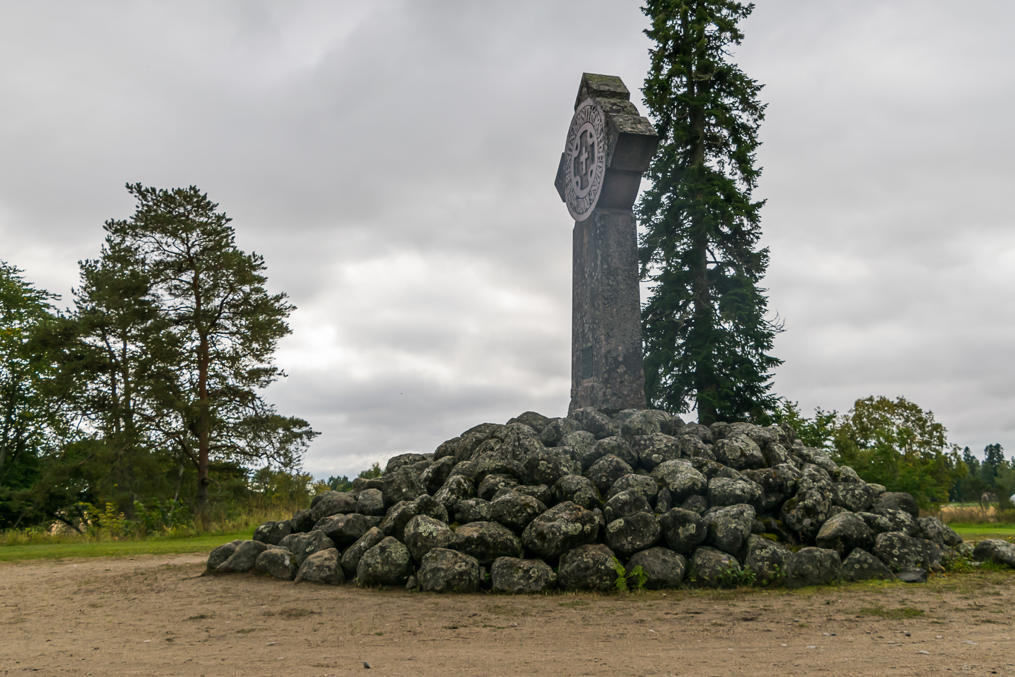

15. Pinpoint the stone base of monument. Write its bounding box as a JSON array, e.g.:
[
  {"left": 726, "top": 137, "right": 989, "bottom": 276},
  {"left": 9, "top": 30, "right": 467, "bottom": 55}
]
[{"left": 207, "top": 408, "right": 990, "bottom": 592}]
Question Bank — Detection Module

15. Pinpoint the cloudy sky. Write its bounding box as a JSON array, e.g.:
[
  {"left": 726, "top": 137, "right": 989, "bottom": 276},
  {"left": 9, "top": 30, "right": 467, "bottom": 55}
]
[{"left": 2, "top": 1, "right": 1013, "bottom": 477}]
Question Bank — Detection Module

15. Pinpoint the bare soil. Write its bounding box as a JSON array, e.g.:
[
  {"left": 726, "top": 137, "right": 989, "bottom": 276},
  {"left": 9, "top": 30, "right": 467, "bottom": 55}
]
[{"left": 2, "top": 554, "right": 1014, "bottom": 676}]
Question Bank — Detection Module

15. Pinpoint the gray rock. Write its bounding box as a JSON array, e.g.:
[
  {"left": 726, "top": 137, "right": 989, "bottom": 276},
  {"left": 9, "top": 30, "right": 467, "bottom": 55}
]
[
  {"left": 417, "top": 548, "right": 481, "bottom": 593},
  {"left": 681, "top": 423, "right": 714, "bottom": 444},
  {"left": 872, "top": 531, "right": 932, "bottom": 572},
  {"left": 707, "top": 476, "right": 763, "bottom": 508},
  {"left": 704, "top": 504, "right": 755, "bottom": 557},
  {"left": 658, "top": 508, "right": 707, "bottom": 555},
  {"left": 314, "top": 512, "right": 374, "bottom": 547},
  {"left": 380, "top": 494, "right": 448, "bottom": 540},
  {"left": 690, "top": 546, "right": 741, "bottom": 587},
  {"left": 781, "top": 488, "right": 832, "bottom": 541},
  {"left": 341, "top": 526, "right": 384, "bottom": 578},
  {"left": 585, "top": 454, "right": 634, "bottom": 495},
  {"left": 831, "top": 481, "right": 876, "bottom": 513},
  {"left": 253, "top": 547, "right": 296, "bottom": 580},
  {"left": 523, "top": 448, "right": 580, "bottom": 486},
  {"left": 385, "top": 452, "right": 429, "bottom": 473},
  {"left": 489, "top": 490, "right": 546, "bottom": 532},
  {"left": 351, "top": 476, "right": 385, "bottom": 492},
  {"left": 507, "top": 411, "right": 551, "bottom": 433},
  {"left": 815, "top": 511, "right": 873, "bottom": 557},
  {"left": 295, "top": 547, "right": 345, "bottom": 585},
  {"left": 583, "top": 436, "right": 638, "bottom": 472},
  {"left": 216, "top": 539, "right": 268, "bottom": 573},
  {"left": 253, "top": 520, "right": 292, "bottom": 545},
  {"left": 206, "top": 540, "right": 243, "bottom": 571},
  {"left": 540, "top": 417, "right": 581, "bottom": 447},
  {"left": 356, "top": 536, "right": 413, "bottom": 586},
  {"left": 433, "top": 474, "right": 474, "bottom": 511},
  {"left": 552, "top": 474, "right": 599, "bottom": 509},
  {"left": 560, "top": 430, "right": 597, "bottom": 459},
  {"left": 972, "top": 539, "right": 1015, "bottom": 568},
  {"left": 619, "top": 410, "right": 671, "bottom": 437},
  {"left": 745, "top": 534, "right": 790, "bottom": 585},
  {"left": 651, "top": 460, "right": 707, "bottom": 501},
  {"left": 880, "top": 507, "right": 918, "bottom": 536},
  {"left": 558, "top": 544, "right": 618, "bottom": 591},
  {"left": 418, "top": 455, "right": 457, "bottom": 494},
  {"left": 477, "top": 473, "right": 518, "bottom": 501},
  {"left": 607, "top": 473, "right": 658, "bottom": 502},
  {"left": 310, "top": 491, "right": 358, "bottom": 522},
  {"left": 741, "top": 464, "right": 800, "bottom": 512},
  {"left": 522, "top": 501, "right": 603, "bottom": 560},
  {"left": 679, "top": 494, "right": 709, "bottom": 515},
  {"left": 288, "top": 508, "right": 314, "bottom": 533},
  {"left": 857, "top": 511, "right": 895, "bottom": 535},
  {"left": 897, "top": 568, "right": 928, "bottom": 583},
  {"left": 490, "top": 557, "right": 557, "bottom": 594},
  {"left": 355, "top": 488, "right": 386, "bottom": 516},
  {"left": 279, "top": 531, "right": 335, "bottom": 567},
  {"left": 629, "top": 434, "right": 678, "bottom": 470},
  {"left": 382, "top": 465, "right": 426, "bottom": 506},
  {"left": 454, "top": 498, "right": 492, "bottom": 523},
  {"left": 603, "top": 489, "right": 652, "bottom": 522},
  {"left": 785, "top": 547, "right": 841, "bottom": 587},
  {"left": 569, "top": 407, "right": 619, "bottom": 439},
  {"left": 841, "top": 547, "right": 895, "bottom": 582},
  {"left": 874, "top": 491, "right": 919, "bottom": 519},
  {"left": 712, "top": 434, "right": 766, "bottom": 470},
  {"left": 604, "top": 511, "right": 661, "bottom": 557},
  {"left": 452, "top": 521, "right": 523, "bottom": 564},
  {"left": 626, "top": 547, "right": 686, "bottom": 589},
  {"left": 917, "top": 516, "right": 962, "bottom": 547},
  {"left": 508, "top": 483, "right": 554, "bottom": 507},
  {"left": 403, "top": 514, "right": 457, "bottom": 562}
]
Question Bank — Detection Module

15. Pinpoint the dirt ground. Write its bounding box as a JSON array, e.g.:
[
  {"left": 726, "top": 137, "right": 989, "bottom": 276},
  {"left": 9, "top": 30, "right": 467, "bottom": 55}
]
[{"left": 1, "top": 554, "right": 1014, "bottom": 676}]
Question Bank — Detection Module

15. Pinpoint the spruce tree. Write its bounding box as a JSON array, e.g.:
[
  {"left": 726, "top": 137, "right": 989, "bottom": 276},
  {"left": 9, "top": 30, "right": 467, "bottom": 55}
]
[{"left": 637, "top": 0, "right": 781, "bottom": 423}]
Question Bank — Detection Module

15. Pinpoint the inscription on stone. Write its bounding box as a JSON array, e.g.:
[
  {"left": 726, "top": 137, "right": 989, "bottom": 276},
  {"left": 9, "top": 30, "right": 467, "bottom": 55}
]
[{"left": 554, "top": 73, "right": 659, "bottom": 413}]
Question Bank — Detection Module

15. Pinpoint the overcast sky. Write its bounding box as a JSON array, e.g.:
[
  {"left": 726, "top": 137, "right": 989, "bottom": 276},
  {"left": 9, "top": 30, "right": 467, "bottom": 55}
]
[{"left": 2, "top": 1, "right": 1013, "bottom": 478}]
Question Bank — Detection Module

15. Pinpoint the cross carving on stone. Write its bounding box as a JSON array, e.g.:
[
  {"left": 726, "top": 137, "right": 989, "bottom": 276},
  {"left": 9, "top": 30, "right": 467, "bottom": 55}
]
[{"left": 554, "top": 73, "right": 658, "bottom": 413}]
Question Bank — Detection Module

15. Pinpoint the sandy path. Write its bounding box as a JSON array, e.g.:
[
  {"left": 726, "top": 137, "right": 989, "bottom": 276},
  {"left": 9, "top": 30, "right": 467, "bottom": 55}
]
[{"left": 1, "top": 554, "right": 1014, "bottom": 676}]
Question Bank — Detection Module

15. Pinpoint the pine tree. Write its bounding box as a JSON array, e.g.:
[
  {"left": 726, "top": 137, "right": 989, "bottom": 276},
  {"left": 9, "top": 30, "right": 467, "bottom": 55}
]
[{"left": 637, "top": 0, "right": 781, "bottom": 423}]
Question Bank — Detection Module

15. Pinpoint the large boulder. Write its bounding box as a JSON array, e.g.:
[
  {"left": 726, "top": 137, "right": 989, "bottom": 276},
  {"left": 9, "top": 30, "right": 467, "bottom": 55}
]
[
  {"left": 558, "top": 544, "right": 618, "bottom": 591},
  {"left": 972, "top": 539, "right": 1015, "bottom": 568},
  {"left": 216, "top": 539, "right": 268, "bottom": 573},
  {"left": 744, "top": 534, "right": 790, "bottom": 586},
  {"left": 489, "top": 491, "right": 546, "bottom": 532},
  {"left": 522, "top": 501, "right": 602, "bottom": 560},
  {"left": 355, "top": 488, "right": 386, "bottom": 516},
  {"left": 704, "top": 504, "right": 755, "bottom": 557},
  {"left": 552, "top": 475, "right": 599, "bottom": 509},
  {"left": 314, "top": 512, "right": 375, "bottom": 547},
  {"left": 452, "top": 521, "right": 523, "bottom": 564},
  {"left": 253, "top": 547, "right": 297, "bottom": 580},
  {"left": 874, "top": 491, "right": 919, "bottom": 519},
  {"left": 403, "top": 514, "right": 457, "bottom": 562},
  {"left": 310, "top": 491, "right": 358, "bottom": 522},
  {"left": 841, "top": 548, "right": 895, "bottom": 582},
  {"left": 417, "top": 548, "right": 482, "bottom": 593},
  {"left": 491, "top": 557, "right": 557, "bottom": 594},
  {"left": 585, "top": 455, "right": 634, "bottom": 495},
  {"left": 690, "top": 546, "right": 741, "bottom": 588},
  {"left": 356, "top": 536, "right": 413, "bottom": 586},
  {"left": 658, "top": 508, "right": 707, "bottom": 555},
  {"left": 253, "top": 520, "right": 292, "bottom": 545},
  {"left": 651, "top": 460, "right": 707, "bottom": 501},
  {"left": 206, "top": 540, "right": 243, "bottom": 571},
  {"left": 712, "top": 434, "right": 766, "bottom": 470},
  {"left": 603, "top": 489, "right": 652, "bottom": 522},
  {"left": 815, "top": 511, "right": 873, "bottom": 557},
  {"left": 340, "top": 527, "right": 384, "bottom": 579},
  {"left": 604, "top": 511, "right": 661, "bottom": 557},
  {"left": 626, "top": 547, "right": 686, "bottom": 589},
  {"left": 785, "top": 547, "right": 841, "bottom": 587},
  {"left": 295, "top": 548, "right": 345, "bottom": 585},
  {"left": 872, "top": 531, "right": 931, "bottom": 573},
  {"left": 279, "top": 531, "right": 335, "bottom": 568},
  {"left": 707, "top": 476, "right": 763, "bottom": 508},
  {"left": 382, "top": 465, "right": 426, "bottom": 506}
]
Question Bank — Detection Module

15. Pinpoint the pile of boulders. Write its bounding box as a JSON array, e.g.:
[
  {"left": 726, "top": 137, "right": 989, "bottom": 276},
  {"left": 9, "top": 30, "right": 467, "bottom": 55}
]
[{"left": 207, "top": 408, "right": 979, "bottom": 592}]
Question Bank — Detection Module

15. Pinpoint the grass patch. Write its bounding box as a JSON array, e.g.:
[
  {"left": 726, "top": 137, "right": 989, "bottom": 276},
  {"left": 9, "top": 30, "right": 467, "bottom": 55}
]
[
  {"left": 0, "top": 529, "right": 251, "bottom": 562},
  {"left": 948, "top": 523, "right": 1015, "bottom": 542},
  {"left": 857, "top": 605, "right": 925, "bottom": 619}
]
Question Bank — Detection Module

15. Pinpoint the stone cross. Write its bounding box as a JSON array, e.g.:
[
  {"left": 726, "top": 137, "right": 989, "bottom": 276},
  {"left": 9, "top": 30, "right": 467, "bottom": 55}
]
[{"left": 554, "top": 73, "right": 658, "bottom": 414}]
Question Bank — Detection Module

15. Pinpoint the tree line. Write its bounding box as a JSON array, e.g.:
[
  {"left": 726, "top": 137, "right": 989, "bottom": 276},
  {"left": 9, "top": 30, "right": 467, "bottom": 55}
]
[{"left": 1, "top": 184, "right": 316, "bottom": 530}]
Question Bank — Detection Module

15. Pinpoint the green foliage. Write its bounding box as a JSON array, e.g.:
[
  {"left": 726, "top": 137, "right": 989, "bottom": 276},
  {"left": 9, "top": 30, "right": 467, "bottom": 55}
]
[
  {"left": 73, "top": 184, "right": 318, "bottom": 508},
  {"left": 637, "top": 0, "right": 782, "bottom": 424},
  {"left": 326, "top": 463, "right": 384, "bottom": 491},
  {"left": 611, "top": 557, "right": 648, "bottom": 592},
  {"left": 765, "top": 399, "right": 838, "bottom": 451},
  {"left": 717, "top": 564, "right": 757, "bottom": 588},
  {"left": 832, "top": 396, "right": 962, "bottom": 508}
]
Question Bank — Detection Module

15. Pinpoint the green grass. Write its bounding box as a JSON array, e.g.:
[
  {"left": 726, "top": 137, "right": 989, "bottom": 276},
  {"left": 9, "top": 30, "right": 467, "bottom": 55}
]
[
  {"left": 0, "top": 529, "right": 252, "bottom": 562},
  {"left": 949, "top": 522, "right": 1015, "bottom": 542},
  {"left": 857, "top": 605, "right": 925, "bottom": 619}
]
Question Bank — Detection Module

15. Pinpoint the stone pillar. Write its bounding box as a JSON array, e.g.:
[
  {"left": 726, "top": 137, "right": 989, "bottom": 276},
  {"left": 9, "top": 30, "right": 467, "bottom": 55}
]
[{"left": 554, "top": 73, "right": 658, "bottom": 414}]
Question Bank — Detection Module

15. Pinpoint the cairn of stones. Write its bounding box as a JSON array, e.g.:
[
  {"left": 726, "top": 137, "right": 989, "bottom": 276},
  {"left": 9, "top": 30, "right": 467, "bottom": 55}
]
[{"left": 207, "top": 407, "right": 984, "bottom": 592}]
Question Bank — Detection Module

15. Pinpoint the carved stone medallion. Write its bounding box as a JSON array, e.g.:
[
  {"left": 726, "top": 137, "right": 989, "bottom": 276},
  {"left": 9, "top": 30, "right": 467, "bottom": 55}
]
[{"left": 562, "top": 98, "right": 607, "bottom": 222}]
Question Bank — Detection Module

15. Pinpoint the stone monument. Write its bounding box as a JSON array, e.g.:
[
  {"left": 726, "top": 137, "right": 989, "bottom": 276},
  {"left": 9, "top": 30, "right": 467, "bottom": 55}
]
[{"left": 554, "top": 73, "right": 658, "bottom": 414}]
